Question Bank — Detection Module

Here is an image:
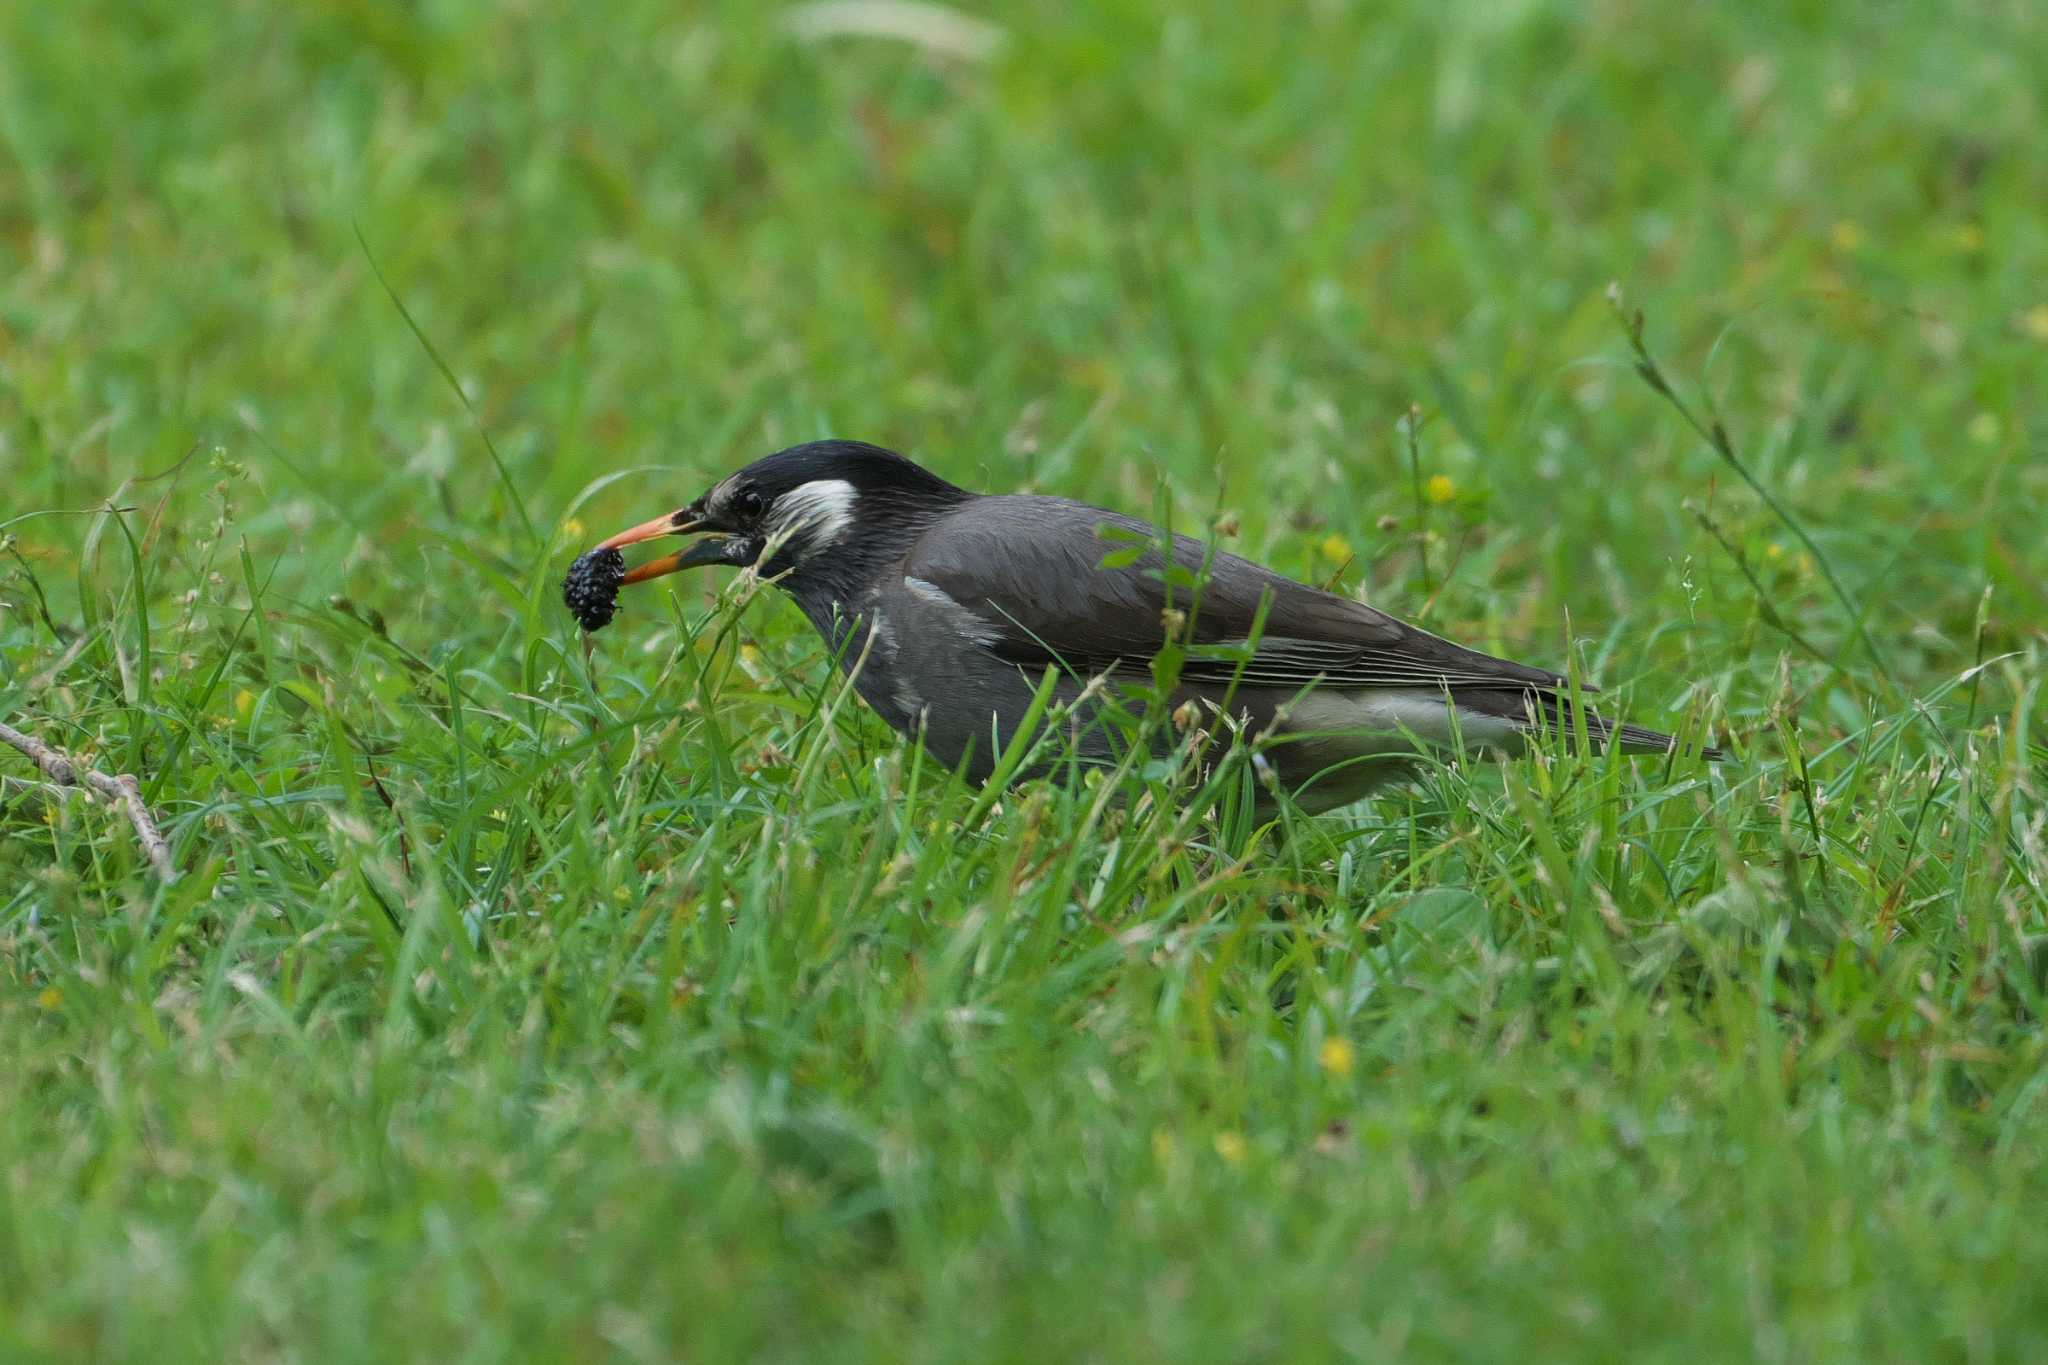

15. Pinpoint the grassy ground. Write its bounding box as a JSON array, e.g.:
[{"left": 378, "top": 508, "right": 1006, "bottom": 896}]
[{"left": 3, "top": 1, "right": 2046, "bottom": 1359}]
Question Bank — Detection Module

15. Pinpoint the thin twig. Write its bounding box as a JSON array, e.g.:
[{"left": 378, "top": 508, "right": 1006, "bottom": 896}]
[
  {"left": 1686, "top": 503, "right": 1831, "bottom": 666},
  {"left": 1607, "top": 284, "right": 1898, "bottom": 697},
  {"left": 1403, "top": 403, "right": 1433, "bottom": 594},
  {"left": 352, "top": 221, "right": 540, "bottom": 549},
  {"left": 0, "top": 718, "right": 175, "bottom": 880},
  {"left": 25, "top": 628, "right": 98, "bottom": 696},
  {"left": 3, "top": 537, "right": 72, "bottom": 642},
  {"left": 364, "top": 758, "right": 413, "bottom": 881},
  {"left": 1, "top": 777, "right": 67, "bottom": 802}
]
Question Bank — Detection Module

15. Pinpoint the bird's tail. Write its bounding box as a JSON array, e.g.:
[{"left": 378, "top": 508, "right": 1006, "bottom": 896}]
[{"left": 1457, "top": 687, "right": 1724, "bottom": 762}]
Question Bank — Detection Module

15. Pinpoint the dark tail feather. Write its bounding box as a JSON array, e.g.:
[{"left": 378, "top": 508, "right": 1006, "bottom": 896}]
[
  {"left": 1457, "top": 687, "right": 1725, "bottom": 762},
  {"left": 1606, "top": 718, "right": 1725, "bottom": 760}
]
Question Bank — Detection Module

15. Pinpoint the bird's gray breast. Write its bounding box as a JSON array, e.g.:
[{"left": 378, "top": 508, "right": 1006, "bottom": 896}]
[
  {"left": 788, "top": 586, "right": 906, "bottom": 730},
  {"left": 795, "top": 575, "right": 1088, "bottom": 781}
]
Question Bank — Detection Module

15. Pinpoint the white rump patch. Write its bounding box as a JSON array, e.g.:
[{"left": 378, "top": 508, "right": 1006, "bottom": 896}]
[
  {"left": 1286, "top": 689, "right": 1524, "bottom": 748},
  {"left": 767, "top": 479, "right": 857, "bottom": 558}
]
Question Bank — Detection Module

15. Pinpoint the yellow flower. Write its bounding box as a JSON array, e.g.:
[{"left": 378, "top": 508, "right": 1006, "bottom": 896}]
[
  {"left": 562, "top": 517, "right": 586, "bottom": 541},
  {"left": 1830, "top": 220, "right": 1865, "bottom": 251},
  {"left": 1968, "top": 412, "right": 2000, "bottom": 445},
  {"left": 1319, "top": 1036, "right": 1355, "bottom": 1078},
  {"left": 36, "top": 986, "right": 62, "bottom": 1010},
  {"left": 1764, "top": 542, "right": 1784, "bottom": 561},
  {"left": 1425, "top": 474, "right": 1456, "bottom": 505},
  {"left": 1318, "top": 533, "right": 1353, "bottom": 563},
  {"left": 1212, "top": 1131, "right": 1248, "bottom": 1165},
  {"left": 233, "top": 688, "right": 255, "bottom": 722},
  {"left": 2023, "top": 304, "right": 2048, "bottom": 344}
]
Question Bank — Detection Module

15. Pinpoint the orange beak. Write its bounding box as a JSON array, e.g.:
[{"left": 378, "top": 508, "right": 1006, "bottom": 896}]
[{"left": 598, "top": 510, "right": 703, "bottom": 585}]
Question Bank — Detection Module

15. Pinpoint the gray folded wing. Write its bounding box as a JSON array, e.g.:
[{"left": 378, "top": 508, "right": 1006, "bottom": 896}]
[{"left": 903, "top": 495, "right": 1577, "bottom": 696}]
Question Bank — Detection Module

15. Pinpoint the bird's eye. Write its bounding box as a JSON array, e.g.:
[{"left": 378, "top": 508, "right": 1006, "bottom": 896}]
[{"left": 733, "top": 488, "right": 766, "bottom": 520}]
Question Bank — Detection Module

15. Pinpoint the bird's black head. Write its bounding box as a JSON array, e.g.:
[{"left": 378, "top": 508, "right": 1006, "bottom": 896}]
[{"left": 577, "top": 441, "right": 971, "bottom": 619}]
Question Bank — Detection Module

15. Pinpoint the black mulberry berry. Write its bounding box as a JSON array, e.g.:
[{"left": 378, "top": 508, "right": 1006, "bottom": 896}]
[{"left": 563, "top": 546, "right": 626, "bottom": 632}]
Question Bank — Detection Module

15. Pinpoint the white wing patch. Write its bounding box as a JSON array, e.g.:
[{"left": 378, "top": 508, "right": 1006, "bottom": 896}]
[
  {"left": 903, "top": 575, "right": 1002, "bottom": 646},
  {"left": 767, "top": 479, "right": 857, "bottom": 559},
  {"left": 902, "top": 575, "right": 957, "bottom": 608}
]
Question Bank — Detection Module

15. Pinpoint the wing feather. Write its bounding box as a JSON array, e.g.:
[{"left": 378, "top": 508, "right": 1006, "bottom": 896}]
[{"left": 904, "top": 495, "right": 1573, "bottom": 696}]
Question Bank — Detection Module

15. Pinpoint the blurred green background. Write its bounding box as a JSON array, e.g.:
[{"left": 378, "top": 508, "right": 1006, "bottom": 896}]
[
  {"left": 8, "top": 0, "right": 2040, "bottom": 631},
  {"left": 3, "top": 2, "right": 2046, "bottom": 1360}
]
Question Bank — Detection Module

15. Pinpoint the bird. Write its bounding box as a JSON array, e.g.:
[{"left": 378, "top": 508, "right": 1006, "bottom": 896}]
[{"left": 566, "top": 440, "right": 1720, "bottom": 813}]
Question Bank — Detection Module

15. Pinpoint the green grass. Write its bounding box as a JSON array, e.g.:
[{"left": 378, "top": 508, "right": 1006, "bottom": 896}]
[{"left": 3, "top": 1, "right": 2046, "bottom": 1359}]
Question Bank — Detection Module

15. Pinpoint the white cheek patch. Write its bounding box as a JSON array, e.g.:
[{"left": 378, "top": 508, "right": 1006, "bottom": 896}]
[{"left": 767, "top": 479, "right": 857, "bottom": 559}]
